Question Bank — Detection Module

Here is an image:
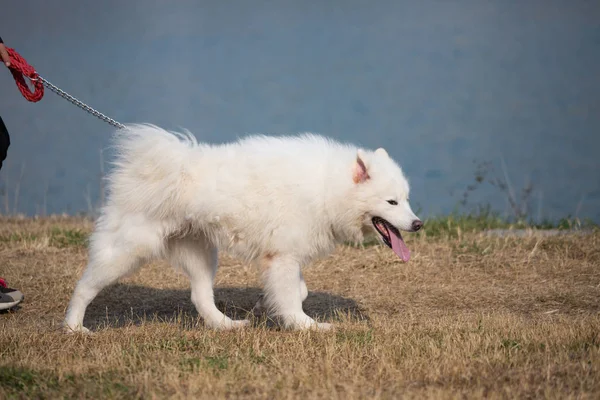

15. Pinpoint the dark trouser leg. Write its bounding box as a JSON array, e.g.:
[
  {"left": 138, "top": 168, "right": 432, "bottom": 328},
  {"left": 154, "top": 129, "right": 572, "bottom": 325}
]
[{"left": 0, "top": 116, "right": 10, "bottom": 171}]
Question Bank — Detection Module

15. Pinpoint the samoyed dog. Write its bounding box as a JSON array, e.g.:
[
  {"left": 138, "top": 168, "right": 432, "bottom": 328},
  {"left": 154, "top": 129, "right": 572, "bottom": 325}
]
[{"left": 64, "top": 124, "right": 422, "bottom": 332}]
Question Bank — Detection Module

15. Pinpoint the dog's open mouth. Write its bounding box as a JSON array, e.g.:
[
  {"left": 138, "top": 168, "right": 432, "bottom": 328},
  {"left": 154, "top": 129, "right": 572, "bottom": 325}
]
[{"left": 372, "top": 217, "right": 411, "bottom": 262}]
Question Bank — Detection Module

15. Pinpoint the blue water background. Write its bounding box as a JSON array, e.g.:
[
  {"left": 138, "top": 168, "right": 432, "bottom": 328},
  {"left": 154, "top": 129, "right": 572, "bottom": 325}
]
[{"left": 1, "top": 1, "right": 598, "bottom": 222}]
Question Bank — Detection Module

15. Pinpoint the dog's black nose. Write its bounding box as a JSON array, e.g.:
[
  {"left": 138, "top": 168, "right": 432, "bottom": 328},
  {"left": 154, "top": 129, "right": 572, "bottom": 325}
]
[{"left": 412, "top": 220, "right": 423, "bottom": 231}]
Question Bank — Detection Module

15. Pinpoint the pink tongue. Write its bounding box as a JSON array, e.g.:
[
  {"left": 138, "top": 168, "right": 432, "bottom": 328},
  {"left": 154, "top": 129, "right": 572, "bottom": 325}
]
[{"left": 389, "top": 230, "right": 410, "bottom": 262}]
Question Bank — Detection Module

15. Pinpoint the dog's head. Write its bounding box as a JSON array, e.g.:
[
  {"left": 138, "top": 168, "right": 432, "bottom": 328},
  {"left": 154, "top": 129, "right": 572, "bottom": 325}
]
[{"left": 352, "top": 147, "right": 422, "bottom": 262}]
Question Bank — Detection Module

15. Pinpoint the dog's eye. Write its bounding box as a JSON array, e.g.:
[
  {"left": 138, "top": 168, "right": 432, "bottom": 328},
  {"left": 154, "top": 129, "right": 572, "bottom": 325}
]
[{"left": 387, "top": 200, "right": 398, "bottom": 205}]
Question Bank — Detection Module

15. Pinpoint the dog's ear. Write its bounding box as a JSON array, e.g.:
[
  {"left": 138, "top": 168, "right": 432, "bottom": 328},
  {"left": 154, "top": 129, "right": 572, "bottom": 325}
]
[
  {"left": 375, "top": 147, "right": 388, "bottom": 158},
  {"left": 353, "top": 149, "right": 370, "bottom": 184}
]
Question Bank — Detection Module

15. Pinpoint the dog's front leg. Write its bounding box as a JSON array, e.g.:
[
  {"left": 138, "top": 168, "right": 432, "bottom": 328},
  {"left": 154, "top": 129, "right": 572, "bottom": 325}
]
[
  {"left": 261, "top": 255, "right": 332, "bottom": 331},
  {"left": 252, "top": 269, "right": 309, "bottom": 315}
]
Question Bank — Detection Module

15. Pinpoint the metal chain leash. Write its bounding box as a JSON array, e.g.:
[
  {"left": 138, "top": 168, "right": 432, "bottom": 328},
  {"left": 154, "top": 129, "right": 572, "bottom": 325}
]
[
  {"left": 6, "top": 47, "right": 125, "bottom": 130},
  {"left": 33, "top": 75, "right": 125, "bottom": 129}
]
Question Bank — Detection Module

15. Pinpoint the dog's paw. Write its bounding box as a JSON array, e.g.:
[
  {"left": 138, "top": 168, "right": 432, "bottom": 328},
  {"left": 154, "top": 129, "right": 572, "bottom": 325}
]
[
  {"left": 63, "top": 324, "right": 91, "bottom": 335},
  {"left": 312, "top": 322, "right": 334, "bottom": 331},
  {"left": 208, "top": 318, "right": 250, "bottom": 331},
  {"left": 282, "top": 313, "right": 334, "bottom": 332},
  {"left": 299, "top": 321, "right": 334, "bottom": 332},
  {"left": 228, "top": 319, "right": 251, "bottom": 329}
]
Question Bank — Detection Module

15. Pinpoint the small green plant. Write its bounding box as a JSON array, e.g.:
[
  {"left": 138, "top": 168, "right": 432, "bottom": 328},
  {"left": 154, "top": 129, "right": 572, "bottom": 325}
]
[
  {"left": 460, "top": 158, "right": 535, "bottom": 222},
  {"left": 500, "top": 339, "right": 522, "bottom": 351}
]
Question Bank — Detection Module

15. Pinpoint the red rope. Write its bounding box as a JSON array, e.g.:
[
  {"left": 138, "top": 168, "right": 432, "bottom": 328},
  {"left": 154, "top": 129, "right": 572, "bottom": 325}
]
[{"left": 6, "top": 47, "right": 44, "bottom": 102}]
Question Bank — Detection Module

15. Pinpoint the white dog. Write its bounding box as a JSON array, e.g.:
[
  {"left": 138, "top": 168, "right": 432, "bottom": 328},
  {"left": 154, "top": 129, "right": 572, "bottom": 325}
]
[{"left": 64, "top": 124, "right": 422, "bottom": 332}]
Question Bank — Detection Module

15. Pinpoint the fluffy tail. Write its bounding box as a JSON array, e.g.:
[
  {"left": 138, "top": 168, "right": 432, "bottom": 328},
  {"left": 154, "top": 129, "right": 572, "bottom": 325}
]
[{"left": 105, "top": 123, "right": 199, "bottom": 218}]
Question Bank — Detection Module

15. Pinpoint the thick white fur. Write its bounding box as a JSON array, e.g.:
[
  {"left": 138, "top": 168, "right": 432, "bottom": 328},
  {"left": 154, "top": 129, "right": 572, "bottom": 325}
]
[{"left": 64, "top": 124, "right": 420, "bottom": 332}]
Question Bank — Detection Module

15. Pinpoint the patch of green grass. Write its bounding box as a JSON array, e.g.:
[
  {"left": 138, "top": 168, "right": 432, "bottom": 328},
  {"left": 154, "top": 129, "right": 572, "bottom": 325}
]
[
  {"left": 336, "top": 329, "right": 374, "bottom": 346},
  {"left": 418, "top": 213, "right": 513, "bottom": 238},
  {"left": 0, "top": 232, "right": 39, "bottom": 243},
  {"left": 0, "top": 226, "right": 89, "bottom": 248},
  {"left": 180, "top": 355, "right": 229, "bottom": 372},
  {"left": 500, "top": 339, "right": 522, "bottom": 351},
  {"left": 0, "top": 366, "right": 56, "bottom": 393},
  {"left": 205, "top": 355, "right": 229, "bottom": 371},
  {"left": 0, "top": 366, "right": 133, "bottom": 399},
  {"left": 415, "top": 209, "right": 598, "bottom": 239},
  {"left": 145, "top": 336, "right": 213, "bottom": 353},
  {"left": 49, "top": 227, "right": 89, "bottom": 248}
]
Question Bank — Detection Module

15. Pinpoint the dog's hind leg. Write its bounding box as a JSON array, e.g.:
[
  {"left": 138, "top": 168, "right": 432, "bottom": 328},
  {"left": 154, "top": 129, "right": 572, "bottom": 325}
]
[
  {"left": 261, "top": 255, "right": 331, "bottom": 331},
  {"left": 167, "top": 236, "right": 249, "bottom": 330},
  {"left": 64, "top": 221, "right": 161, "bottom": 333}
]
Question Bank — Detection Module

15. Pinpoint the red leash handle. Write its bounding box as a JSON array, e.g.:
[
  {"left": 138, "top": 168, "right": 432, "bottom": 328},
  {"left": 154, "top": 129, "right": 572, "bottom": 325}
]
[
  {"left": 3, "top": 47, "right": 124, "bottom": 128},
  {"left": 6, "top": 47, "right": 44, "bottom": 102}
]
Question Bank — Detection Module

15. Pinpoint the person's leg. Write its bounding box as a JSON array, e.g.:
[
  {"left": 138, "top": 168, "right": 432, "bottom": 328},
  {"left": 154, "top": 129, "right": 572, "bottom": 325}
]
[
  {"left": 0, "top": 115, "right": 10, "bottom": 170},
  {"left": 0, "top": 116, "right": 20, "bottom": 312}
]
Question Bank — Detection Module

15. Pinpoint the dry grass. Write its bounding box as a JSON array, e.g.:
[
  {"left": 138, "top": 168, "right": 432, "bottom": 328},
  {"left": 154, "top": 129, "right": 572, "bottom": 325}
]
[{"left": 1, "top": 216, "right": 599, "bottom": 399}]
